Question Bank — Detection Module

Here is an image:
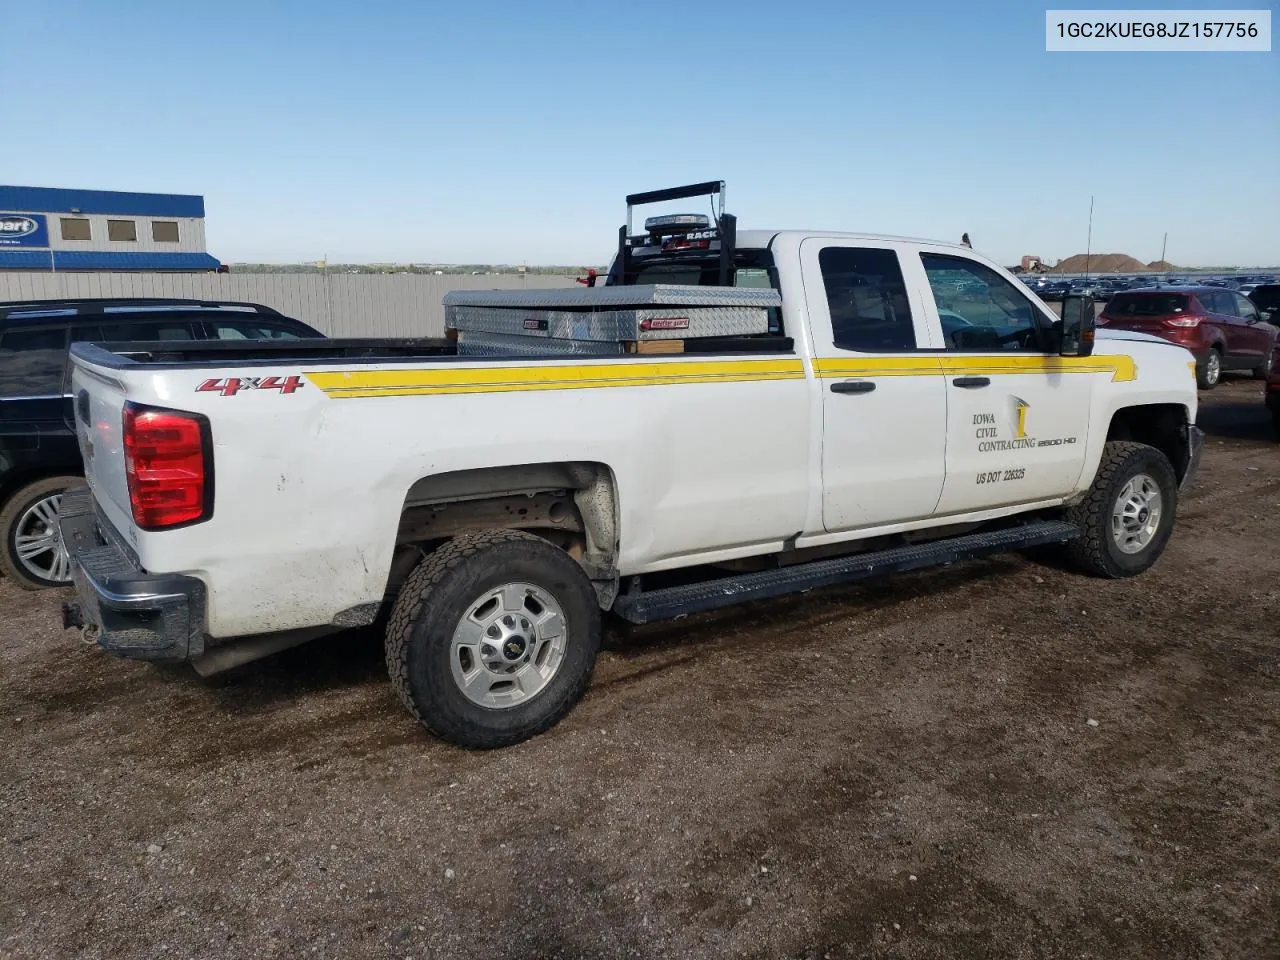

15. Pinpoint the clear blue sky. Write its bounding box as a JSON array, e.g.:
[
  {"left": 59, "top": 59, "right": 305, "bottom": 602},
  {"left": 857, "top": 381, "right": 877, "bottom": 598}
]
[{"left": 5, "top": 1, "right": 1277, "bottom": 266}]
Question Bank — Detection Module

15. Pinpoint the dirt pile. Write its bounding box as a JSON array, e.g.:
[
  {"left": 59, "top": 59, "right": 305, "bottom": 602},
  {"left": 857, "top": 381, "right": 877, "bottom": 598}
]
[{"left": 1048, "top": 253, "right": 1177, "bottom": 274}]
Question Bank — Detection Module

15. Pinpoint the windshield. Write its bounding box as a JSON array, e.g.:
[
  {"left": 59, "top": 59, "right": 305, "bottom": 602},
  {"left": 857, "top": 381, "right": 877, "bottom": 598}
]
[{"left": 1106, "top": 293, "right": 1191, "bottom": 316}]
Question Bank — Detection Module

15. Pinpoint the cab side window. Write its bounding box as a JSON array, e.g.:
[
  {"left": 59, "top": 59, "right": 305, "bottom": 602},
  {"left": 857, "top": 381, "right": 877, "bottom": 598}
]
[
  {"left": 818, "top": 247, "right": 916, "bottom": 352},
  {"left": 921, "top": 254, "right": 1045, "bottom": 352}
]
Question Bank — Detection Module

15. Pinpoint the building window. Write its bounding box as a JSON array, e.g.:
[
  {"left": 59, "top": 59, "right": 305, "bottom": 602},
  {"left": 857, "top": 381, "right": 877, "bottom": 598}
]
[
  {"left": 107, "top": 219, "right": 137, "bottom": 242},
  {"left": 152, "top": 220, "right": 180, "bottom": 243},
  {"left": 60, "top": 218, "right": 91, "bottom": 241}
]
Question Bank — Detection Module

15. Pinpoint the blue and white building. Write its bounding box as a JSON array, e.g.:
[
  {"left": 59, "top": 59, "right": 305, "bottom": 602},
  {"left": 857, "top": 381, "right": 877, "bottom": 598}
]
[{"left": 0, "top": 186, "right": 222, "bottom": 271}]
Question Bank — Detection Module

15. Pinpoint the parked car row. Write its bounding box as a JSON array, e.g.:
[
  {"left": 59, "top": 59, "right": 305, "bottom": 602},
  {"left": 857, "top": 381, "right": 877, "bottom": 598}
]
[
  {"left": 0, "top": 298, "right": 323, "bottom": 589},
  {"left": 1022, "top": 273, "right": 1279, "bottom": 304}
]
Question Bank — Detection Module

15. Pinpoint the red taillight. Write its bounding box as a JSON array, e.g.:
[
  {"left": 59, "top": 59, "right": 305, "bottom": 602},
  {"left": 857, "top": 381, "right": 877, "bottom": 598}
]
[
  {"left": 1163, "top": 314, "right": 1202, "bottom": 328},
  {"left": 122, "top": 404, "right": 211, "bottom": 529}
]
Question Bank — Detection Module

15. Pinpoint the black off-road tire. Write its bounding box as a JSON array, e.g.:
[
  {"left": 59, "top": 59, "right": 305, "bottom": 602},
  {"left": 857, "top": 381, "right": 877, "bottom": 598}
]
[
  {"left": 0, "top": 475, "right": 81, "bottom": 590},
  {"left": 1064, "top": 441, "right": 1178, "bottom": 579},
  {"left": 385, "top": 529, "right": 601, "bottom": 749}
]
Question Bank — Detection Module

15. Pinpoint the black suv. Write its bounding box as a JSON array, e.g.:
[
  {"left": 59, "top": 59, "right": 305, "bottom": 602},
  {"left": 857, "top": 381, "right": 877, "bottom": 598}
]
[
  {"left": 0, "top": 298, "right": 323, "bottom": 589},
  {"left": 1248, "top": 284, "right": 1280, "bottom": 325}
]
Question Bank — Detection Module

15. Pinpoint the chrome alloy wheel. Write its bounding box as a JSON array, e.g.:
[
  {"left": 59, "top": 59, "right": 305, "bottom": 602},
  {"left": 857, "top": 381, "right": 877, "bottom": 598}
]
[
  {"left": 1203, "top": 350, "right": 1221, "bottom": 386},
  {"left": 450, "top": 582, "right": 567, "bottom": 709},
  {"left": 13, "top": 492, "right": 71, "bottom": 584},
  {"left": 1111, "top": 473, "right": 1163, "bottom": 555}
]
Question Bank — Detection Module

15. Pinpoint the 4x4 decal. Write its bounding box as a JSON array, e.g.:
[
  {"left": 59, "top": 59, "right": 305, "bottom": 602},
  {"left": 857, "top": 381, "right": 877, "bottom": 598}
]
[{"left": 196, "top": 376, "right": 304, "bottom": 397}]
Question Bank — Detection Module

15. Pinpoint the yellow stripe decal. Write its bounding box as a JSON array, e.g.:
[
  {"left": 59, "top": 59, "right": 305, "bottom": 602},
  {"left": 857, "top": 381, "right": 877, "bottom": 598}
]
[
  {"left": 306, "top": 352, "right": 1136, "bottom": 399},
  {"left": 813, "top": 354, "right": 1137, "bottom": 383},
  {"left": 307, "top": 358, "right": 806, "bottom": 398}
]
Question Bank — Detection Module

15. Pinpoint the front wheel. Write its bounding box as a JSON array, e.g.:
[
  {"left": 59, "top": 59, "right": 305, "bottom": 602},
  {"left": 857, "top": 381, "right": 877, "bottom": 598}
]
[
  {"left": 0, "top": 476, "right": 81, "bottom": 590},
  {"left": 385, "top": 529, "right": 601, "bottom": 749},
  {"left": 1065, "top": 442, "right": 1178, "bottom": 578}
]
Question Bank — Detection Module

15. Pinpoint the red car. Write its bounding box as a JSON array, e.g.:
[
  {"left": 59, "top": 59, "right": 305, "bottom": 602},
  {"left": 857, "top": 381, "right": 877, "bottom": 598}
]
[{"left": 1099, "top": 287, "right": 1279, "bottom": 389}]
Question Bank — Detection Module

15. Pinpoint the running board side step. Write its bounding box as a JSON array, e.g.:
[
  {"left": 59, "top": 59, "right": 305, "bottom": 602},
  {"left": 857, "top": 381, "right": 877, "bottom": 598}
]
[{"left": 611, "top": 520, "right": 1079, "bottom": 625}]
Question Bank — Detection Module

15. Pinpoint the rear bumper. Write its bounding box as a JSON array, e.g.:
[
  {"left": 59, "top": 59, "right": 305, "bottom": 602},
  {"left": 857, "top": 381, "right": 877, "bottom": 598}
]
[{"left": 58, "top": 485, "right": 206, "bottom": 662}]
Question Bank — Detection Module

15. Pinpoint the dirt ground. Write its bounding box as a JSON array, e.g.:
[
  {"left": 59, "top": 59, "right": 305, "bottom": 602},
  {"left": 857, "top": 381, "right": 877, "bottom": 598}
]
[{"left": 1, "top": 379, "right": 1277, "bottom": 960}]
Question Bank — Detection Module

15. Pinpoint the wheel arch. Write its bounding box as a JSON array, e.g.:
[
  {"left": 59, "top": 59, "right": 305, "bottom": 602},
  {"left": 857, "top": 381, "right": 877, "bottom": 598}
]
[
  {"left": 391, "top": 461, "right": 620, "bottom": 604},
  {"left": 1105, "top": 403, "right": 1194, "bottom": 484},
  {"left": 0, "top": 463, "right": 84, "bottom": 514}
]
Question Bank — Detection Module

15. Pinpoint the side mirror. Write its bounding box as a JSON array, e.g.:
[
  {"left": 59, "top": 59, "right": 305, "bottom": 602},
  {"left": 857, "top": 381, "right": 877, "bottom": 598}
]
[{"left": 1060, "top": 294, "right": 1096, "bottom": 358}]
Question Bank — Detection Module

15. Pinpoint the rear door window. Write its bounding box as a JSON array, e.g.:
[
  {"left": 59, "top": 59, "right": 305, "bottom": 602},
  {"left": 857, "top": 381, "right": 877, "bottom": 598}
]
[
  {"left": 1209, "top": 291, "right": 1238, "bottom": 317},
  {"left": 818, "top": 247, "right": 917, "bottom": 352},
  {"left": 0, "top": 325, "right": 68, "bottom": 397},
  {"left": 1195, "top": 292, "right": 1221, "bottom": 315}
]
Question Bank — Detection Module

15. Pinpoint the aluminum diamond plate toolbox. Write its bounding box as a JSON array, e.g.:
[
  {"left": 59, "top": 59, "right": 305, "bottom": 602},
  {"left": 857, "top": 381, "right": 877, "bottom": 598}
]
[
  {"left": 442, "top": 284, "right": 781, "bottom": 309},
  {"left": 456, "top": 331, "right": 622, "bottom": 357},
  {"left": 445, "top": 283, "right": 779, "bottom": 342},
  {"left": 447, "top": 305, "right": 771, "bottom": 341}
]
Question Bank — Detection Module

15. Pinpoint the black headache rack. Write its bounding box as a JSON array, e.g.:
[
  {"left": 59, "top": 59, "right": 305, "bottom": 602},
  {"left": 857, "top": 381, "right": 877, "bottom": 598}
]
[
  {"left": 610, "top": 180, "right": 737, "bottom": 287},
  {"left": 0, "top": 298, "right": 287, "bottom": 322}
]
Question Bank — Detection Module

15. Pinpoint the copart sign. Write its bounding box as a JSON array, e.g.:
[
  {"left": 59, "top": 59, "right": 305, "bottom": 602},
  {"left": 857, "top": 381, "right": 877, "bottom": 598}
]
[{"left": 0, "top": 213, "right": 49, "bottom": 247}]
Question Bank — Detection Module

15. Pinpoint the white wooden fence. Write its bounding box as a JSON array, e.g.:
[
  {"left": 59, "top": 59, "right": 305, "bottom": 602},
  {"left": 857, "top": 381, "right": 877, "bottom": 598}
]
[{"left": 0, "top": 272, "right": 578, "bottom": 338}]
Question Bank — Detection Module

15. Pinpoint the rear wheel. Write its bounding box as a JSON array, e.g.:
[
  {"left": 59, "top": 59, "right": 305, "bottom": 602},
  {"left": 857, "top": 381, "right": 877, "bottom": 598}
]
[
  {"left": 1197, "top": 348, "right": 1222, "bottom": 390},
  {"left": 0, "top": 476, "right": 80, "bottom": 590},
  {"left": 1065, "top": 442, "right": 1177, "bottom": 578},
  {"left": 385, "top": 529, "right": 601, "bottom": 749}
]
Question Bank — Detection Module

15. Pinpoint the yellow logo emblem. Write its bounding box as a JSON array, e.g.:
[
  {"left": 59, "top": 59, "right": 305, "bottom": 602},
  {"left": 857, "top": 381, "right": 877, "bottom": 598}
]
[{"left": 1013, "top": 397, "right": 1030, "bottom": 439}]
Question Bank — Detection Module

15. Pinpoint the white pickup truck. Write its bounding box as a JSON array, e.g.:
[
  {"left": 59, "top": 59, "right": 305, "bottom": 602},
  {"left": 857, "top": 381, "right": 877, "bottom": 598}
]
[{"left": 60, "top": 182, "right": 1203, "bottom": 748}]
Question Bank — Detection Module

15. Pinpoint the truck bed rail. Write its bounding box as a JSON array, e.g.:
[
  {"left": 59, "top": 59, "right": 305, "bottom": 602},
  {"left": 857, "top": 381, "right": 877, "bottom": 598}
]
[{"left": 70, "top": 337, "right": 458, "bottom": 369}]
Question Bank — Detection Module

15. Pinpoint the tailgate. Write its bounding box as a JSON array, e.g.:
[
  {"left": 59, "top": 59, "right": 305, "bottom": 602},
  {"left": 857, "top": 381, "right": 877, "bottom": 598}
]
[{"left": 69, "top": 358, "right": 134, "bottom": 539}]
